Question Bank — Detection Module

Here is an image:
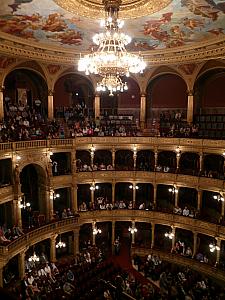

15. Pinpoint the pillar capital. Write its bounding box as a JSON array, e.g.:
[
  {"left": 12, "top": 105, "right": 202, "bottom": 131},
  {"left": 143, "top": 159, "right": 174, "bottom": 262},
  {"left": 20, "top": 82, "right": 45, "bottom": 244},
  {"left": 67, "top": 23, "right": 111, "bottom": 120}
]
[
  {"left": 187, "top": 89, "right": 194, "bottom": 96},
  {"left": 48, "top": 89, "right": 54, "bottom": 96}
]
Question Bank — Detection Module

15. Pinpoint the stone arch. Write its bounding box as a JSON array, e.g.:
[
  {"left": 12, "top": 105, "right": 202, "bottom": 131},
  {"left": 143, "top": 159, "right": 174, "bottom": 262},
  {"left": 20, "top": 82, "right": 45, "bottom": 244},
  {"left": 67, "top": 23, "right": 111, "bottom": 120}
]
[
  {"left": 54, "top": 72, "right": 95, "bottom": 116},
  {"left": 194, "top": 62, "right": 225, "bottom": 116},
  {"left": 3, "top": 67, "right": 48, "bottom": 116},
  {"left": 2, "top": 60, "right": 47, "bottom": 84},
  {"left": 20, "top": 163, "right": 47, "bottom": 223},
  {"left": 146, "top": 70, "right": 188, "bottom": 122}
]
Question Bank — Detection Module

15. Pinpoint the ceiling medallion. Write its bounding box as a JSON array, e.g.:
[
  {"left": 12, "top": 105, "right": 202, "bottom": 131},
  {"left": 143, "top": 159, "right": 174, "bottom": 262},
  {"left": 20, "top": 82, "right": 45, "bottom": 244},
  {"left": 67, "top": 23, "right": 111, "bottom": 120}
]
[
  {"left": 54, "top": 0, "right": 172, "bottom": 19},
  {"left": 78, "top": 0, "right": 146, "bottom": 96}
]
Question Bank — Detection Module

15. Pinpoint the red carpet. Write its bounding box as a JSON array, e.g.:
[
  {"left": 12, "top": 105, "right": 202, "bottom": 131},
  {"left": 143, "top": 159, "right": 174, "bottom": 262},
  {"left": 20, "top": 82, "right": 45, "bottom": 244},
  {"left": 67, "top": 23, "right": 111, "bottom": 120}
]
[{"left": 110, "top": 238, "right": 151, "bottom": 286}]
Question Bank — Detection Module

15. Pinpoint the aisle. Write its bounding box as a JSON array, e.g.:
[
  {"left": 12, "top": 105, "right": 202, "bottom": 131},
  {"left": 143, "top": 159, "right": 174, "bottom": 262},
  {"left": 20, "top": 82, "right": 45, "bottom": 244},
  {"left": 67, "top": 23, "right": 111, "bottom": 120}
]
[{"left": 111, "top": 238, "right": 150, "bottom": 286}]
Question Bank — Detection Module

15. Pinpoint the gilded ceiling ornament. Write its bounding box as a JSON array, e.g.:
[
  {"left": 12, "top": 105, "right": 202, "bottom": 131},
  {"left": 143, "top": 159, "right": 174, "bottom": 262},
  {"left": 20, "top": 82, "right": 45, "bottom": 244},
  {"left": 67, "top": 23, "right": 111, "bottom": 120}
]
[{"left": 54, "top": 0, "right": 172, "bottom": 19}]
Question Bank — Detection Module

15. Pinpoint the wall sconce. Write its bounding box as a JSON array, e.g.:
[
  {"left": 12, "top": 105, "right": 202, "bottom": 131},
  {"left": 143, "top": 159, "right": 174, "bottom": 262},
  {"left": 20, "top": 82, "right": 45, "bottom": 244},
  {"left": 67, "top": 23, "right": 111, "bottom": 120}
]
[
  {"left": 19, "top": 197, "right": 31, "bottom": 209},
  {"left": 222, "top": 151, "right": 225, "bottom": 157},
  {"left": 90, "top": 145, "right": 95, "bottom": 154},
  {"left": 209, "top": 243, "right": 220, "bottom": 253},
  {"left": 90, "top": 181, "right": 99, "bottom": 191},
  {"left": 128, "top": 225, "right": 137, "bottom": 234},
  {"left": 56, "top": 235, "right": 66, "bottom": 248},
  {"left": 213, "top": 194, "right": 224, "bottom": 202},
  {"left": 164, "top": 231, "right": 174, "bottom": 239},
  {"left": 129, "top": 184, "right": 139, "bottom": 190},
  {"left": 28, "top": 252, "right": 39, "bottom": 262},
  {"left": 93, "top": 222, "right": 101, "bottom": 235},
  {"left": 16, "top": 155, "right": 21, "bottom": 161},
  {"left": 168, "top": 186, "right": 178, "bottom": 193},
  {"left": 50, "top": 191, "right": 60, "bottom": 200}
]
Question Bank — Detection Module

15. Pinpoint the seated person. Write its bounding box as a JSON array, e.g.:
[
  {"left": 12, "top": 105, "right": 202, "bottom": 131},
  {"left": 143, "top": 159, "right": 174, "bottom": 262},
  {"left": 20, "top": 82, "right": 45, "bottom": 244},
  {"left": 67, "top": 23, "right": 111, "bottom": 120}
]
[
  {"left": 183, "top": 206, "right": 189, "bottom": 216},
  {"left": 79, "top": 201, "right": 87, "bottom": 211}
]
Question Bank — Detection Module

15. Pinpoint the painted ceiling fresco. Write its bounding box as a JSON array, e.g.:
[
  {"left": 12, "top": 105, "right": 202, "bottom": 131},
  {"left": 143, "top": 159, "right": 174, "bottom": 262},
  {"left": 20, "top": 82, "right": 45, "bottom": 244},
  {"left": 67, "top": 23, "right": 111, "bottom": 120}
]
[{"left": 0, "top": 0, "right": 225, "bottom": 51}]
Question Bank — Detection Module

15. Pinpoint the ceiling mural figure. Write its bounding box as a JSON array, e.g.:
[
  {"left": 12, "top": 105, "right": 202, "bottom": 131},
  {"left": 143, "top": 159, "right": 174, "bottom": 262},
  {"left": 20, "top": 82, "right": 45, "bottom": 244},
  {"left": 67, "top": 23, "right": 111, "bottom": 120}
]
[{"left": 0, "top": 0, "right": 224, "bottom": 50}]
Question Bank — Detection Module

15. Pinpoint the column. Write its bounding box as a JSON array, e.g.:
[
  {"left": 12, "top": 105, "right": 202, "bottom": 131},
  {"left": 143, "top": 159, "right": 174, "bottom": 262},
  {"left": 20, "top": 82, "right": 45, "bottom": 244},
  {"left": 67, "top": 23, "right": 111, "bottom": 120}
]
[
  {"left": 171, "top": 226, "right": 176, "bottom": 250},
  {"left": 92, "top": 222, "right": 96, "bottom": 246},
  {"left": 131, "top": 221, "right": 136, "bottom": 245},
  {"left": 48, "top": 90, "right": 54, "bottom": 120},
  {"left": 199, "top": 153, "right": 204, "bottom": 173},
  {"left": 187, "top": 90, "right": 194, "bottom": 123},
  {"left": 140, "top": 94, "right": 146, "bottom": 130},
  {"left": 175, "top": 186, "right": 179, "bottom": 207},
  {"left": 112, "top": 147, "right": 115, "bottom": 169},
  {"left": 71, "top": 151, "right": 76, "bottom": 173},
  {"left": 221, "top": 193, "right": 225, "bottom": 217},
  {"left": 94, "top": 94, "right": 100, "bottom": 119},
  {"left": 90, "top": 151, "right": 95, "bottom": 169},
  {"left": 18, "top": 250, "right": 26, "bottom": 279},
  {"left": 197, "top": 189, "right": 202, "bottom": 211},
  {"left": 192, "top": 232, "right": 198, "bottom": 258},
  {"left": 48, "top": 188, "right": 54, "bottom": 222},
  {"left": 50, "top": 234, "right": 57, "bottom": 262},
  {"left": 133, "top": 150, "right": 137, "bottom": 170},
  {"left": 13, "top": 198, "right": 22, "bottom": 228},
  {"left": 0, "top": 86, "right": 4, "bottom": 120},
  {"left": 154, "top": 151, "right": 158, "bottom": 170},
  {"left": 176, "top": 152, "right": 181, "bottom": 171},
  {"left": 151, "top": 223, "right": 155, "bottom": 249},
  {"left": 71, "top": 184, "right": 78, "bottom": 213},
  {"left": 112, "top": 221, "right": 115, "bottom": 253},
  {"left": 112, "top": 181, "right": 115, "bottom": 205},
  {"left": 216, "top": 238, "right": 221, "bottom": 265},
  {"left": 73, "top": 228, "right": 80, "bottom": 255},
  {"left": 91, "top": 185, "right": 95, "bottom": 205},
  {"left": 153, "top": 184, "right": 157, "bottom": 208},
  {"left": 132, "top": 183, "right": 136, "bottom": 208}
]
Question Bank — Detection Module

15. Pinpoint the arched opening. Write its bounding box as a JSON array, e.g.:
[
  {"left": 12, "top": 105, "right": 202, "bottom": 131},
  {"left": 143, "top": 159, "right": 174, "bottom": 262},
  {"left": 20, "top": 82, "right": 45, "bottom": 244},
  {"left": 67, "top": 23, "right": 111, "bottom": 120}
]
[
  {"left": 0, "top": 158, "right": 12, "bottom": 187},
  {"left": 93, "top": 150, "right": 112, "bottom": 169},
  {"left": 135, "top": 183, "right": 153, "bottom": 210},
  {"left": 4, "top": 68, "right": 48, "bottom": 117},
  {"left": 157, "top": 151, "right": 176, "bottom": 172},
  {"left": 201, "top": 191, "right": 222, "bottom": 224},
  {"left": 115, "top": 183, "right": 133, "bottom": 207},
  {"left": 135, "top": 222, "right": 151, "bottom": 248},
  {"left": 194, "top": 69, "right": 225, "bottom": 139},
  {"left": 76, "top": 150, "right": 91, "bottom": 171},
  {"left": 20, "top": 164, "right": 47, "bottom": 228},
  {"left": 54, "top": 73, "right": 94, "bottom": 118},
  {"left": 146, "top": 74, "right": 187, "bottom": 130},
  {"left": 173, "top": 228, "right": 193, "bottom": 257},
  {"left": 136, "top": 150, "right": 154, "bottom": 171},
  {"left": 203, "top": 154, "right": 224, "bottom": 179},
  {"left": 115, "top": 150, "right": 134, "bottom": 170},
  {"left": 77, "top": 184, "right": 91, "bottom": 210},
  {"left": 179, "top": 152, "right": 199, "bottom": 175}
]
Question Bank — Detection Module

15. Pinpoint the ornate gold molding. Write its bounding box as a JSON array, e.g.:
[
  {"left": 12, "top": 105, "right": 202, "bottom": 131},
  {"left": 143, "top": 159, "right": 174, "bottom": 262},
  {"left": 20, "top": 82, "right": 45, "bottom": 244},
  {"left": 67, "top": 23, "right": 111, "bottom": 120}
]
[
  {"left": 54, "top": 0, "right": 172, "bottom": 19},
  {"left": 0, "top": 32, "right": 225, "bottom": 66}
]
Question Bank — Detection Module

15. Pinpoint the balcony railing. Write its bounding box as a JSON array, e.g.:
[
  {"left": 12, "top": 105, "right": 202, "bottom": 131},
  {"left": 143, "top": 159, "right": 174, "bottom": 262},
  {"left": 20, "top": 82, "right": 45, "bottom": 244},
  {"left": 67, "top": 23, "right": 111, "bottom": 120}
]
[
  {"left": 0, "top": 137, "right": 225, "bottom": 153},
  {"left": 131, "top": 247, "right": 225, "bottom": 282},
  {"left": 0, "top": 216, "right": 79, "bottom": 260},
  {"left": 0, "top": 211, "right": 224, "bottom": 267}
]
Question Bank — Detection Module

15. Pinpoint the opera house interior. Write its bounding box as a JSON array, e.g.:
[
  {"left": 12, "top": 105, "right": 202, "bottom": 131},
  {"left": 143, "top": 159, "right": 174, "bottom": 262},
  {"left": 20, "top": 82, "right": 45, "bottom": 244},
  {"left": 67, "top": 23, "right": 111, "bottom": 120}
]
[{"left": 1, "top": 0, "right": 225, "bottom": 299}]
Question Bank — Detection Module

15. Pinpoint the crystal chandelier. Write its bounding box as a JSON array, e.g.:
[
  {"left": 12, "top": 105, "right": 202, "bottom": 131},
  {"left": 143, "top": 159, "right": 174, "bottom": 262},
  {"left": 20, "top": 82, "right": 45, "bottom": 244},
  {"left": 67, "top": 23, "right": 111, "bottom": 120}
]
[{"left": 78, "top": 0, "right": 146, "bottom": 96}]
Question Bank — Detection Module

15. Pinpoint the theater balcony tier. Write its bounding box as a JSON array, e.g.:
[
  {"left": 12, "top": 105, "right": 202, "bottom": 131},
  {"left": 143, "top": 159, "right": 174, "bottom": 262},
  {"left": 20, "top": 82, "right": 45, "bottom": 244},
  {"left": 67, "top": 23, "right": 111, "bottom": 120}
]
[
  {"left": 0, "top": 212, "right": 225, "bottom": 268},
  {"left": 131, "top": 247, "right": 225, "bottom": 283},
  {"left": 0, "top": 137, "right": 225, "bottom": 153}
]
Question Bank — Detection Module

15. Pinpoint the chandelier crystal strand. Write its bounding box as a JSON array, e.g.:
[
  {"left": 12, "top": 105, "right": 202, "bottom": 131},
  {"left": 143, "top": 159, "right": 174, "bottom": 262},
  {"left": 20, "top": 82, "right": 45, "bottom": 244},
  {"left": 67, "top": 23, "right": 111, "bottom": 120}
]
[{"left": 78, "top": 0, "right": 146, "bottom": 96}]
